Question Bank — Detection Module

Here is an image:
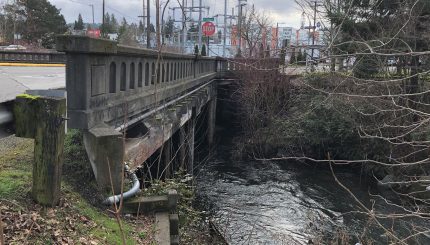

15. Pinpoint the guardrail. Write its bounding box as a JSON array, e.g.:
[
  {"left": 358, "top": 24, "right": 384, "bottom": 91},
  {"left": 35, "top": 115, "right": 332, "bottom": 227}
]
[
  {"left": 216, "top": 57, "right": 281, "bottom": 72},
  {"left": 0, "top": 50, "right": 66, "bottom": 64},
  {"left": 56, "top": 35, "right": 220, "bottom": 129}
]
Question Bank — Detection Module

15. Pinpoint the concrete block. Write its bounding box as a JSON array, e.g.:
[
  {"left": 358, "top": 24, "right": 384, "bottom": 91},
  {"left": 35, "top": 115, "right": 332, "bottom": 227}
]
[
  {"left": 170, "top": 235, "right": 179, "bottom": 245},
  {"left": 155, "top": 212, "right": 171, "bottom": 245},
  {"left": 123, "top": 195, "right": 169, "bottom": 214},
  {"left": 169, "top": 214, "right": 179, "bottom": 236},
  {"left": 83, "top": 126, "right": 124, "bottom": 194},
  {"left": 168, "top": 189, "right": 179, "bottom": 211}
]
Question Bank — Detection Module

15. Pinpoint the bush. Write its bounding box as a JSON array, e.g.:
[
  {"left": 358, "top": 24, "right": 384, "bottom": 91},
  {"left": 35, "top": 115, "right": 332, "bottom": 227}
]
[{"left": 353, "top": 54, "right": 381, "bottom": 78}]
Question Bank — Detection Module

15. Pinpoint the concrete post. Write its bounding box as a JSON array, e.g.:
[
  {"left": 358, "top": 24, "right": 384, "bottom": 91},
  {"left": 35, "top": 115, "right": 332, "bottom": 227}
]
[{"left": 207, "top": 97, "right": 217, "bottom": 146}]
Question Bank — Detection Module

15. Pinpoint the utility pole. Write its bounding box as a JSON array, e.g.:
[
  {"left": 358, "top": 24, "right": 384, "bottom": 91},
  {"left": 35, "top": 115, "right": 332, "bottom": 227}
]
[
  {"left": 170, "top": 1, "right": 210, "bottom": 53},
  {"left": 182, "top": 0, "right": 187, "bottom": 52},
  {"left": 237, "top": 0, "right": 245, "bottom": 56},
  {"left": 147, "top": 0, "right": 151, "bottom": 48},
  {"left": 102, "top": 0, "right": 105, "bottom": 36},
  {"left": 311, "top": 1, "right": 317, "bottom": 61},
  {"left": 89, "top": 4, "right": 95, "bottom": 26},
  {"left": 198, "top": 0, "right": 202, "bottom": 49},
  {"left": 138, "top": 0, "right": 147, "bottom": 45},
  {"left": 223, "top": 0, "right": 227, "bottom": 57},
  {"left": 156, "top": 0, "right": 160, "bottom": 48}
]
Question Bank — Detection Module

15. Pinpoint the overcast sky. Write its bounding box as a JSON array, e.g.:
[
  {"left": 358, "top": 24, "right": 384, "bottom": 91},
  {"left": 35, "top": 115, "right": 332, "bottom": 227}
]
[{"left": 47, "top": 0, "right": 302, "bottom": 28}]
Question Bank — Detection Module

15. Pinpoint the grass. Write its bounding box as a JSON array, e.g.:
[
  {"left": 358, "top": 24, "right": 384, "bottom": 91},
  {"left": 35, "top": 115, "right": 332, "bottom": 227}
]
[
  {"left": 0, "top": 131, "right": 155, "bottom": 244},
  {"left": 0, "top": 170, "right": 31, "bottom": 197}
]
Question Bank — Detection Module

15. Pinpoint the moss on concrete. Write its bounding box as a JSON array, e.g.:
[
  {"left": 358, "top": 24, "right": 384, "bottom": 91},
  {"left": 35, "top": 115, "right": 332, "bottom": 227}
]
[{"left": 16, "top": 93, "right": 40, "bottom": 100}]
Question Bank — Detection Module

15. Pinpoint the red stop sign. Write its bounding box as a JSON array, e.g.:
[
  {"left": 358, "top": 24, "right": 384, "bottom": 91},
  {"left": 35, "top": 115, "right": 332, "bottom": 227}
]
[{"left": 202, "top": 22, "right": 216, "bottom": 36}]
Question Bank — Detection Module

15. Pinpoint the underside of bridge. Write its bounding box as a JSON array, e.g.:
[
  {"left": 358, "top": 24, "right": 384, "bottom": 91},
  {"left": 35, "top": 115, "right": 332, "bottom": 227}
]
[{"left": 83, "top": 82, "right": 217, "bottom": 193}]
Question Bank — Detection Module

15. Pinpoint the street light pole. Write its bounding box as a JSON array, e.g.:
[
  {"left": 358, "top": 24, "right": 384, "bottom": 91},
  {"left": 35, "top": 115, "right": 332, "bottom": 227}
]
[
  {"left": 89, "top": 4, "right": 95, "bottom": 26},
  {"left": 102, "top": 0, "right": 105, "bottom": 36}
]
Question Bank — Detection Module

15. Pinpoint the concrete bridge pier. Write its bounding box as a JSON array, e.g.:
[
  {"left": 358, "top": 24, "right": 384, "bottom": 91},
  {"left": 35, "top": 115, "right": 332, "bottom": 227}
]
[
  {"left": 185, "top": 117, "right": 195, "bottom": 175},
  {"left": 161, "top": 138, "right": 172, "bottom": 179},
  {"left": 207, "top": 96, "right": 217, "bottom": 146}
]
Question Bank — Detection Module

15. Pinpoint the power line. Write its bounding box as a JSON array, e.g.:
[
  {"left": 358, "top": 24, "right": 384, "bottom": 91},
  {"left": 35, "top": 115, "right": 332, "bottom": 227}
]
[{"left": 66, "top": 0, "right": 141, "bottom": 23}]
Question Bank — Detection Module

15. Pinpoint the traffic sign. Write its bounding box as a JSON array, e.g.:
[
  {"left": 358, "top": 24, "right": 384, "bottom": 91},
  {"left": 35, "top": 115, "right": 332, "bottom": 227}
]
[
  {"left": 203, "top": 17, "right": 214, "bottom": 22},
  {"left": 202, "top": 22, "right": 216, "bottom": 36}
]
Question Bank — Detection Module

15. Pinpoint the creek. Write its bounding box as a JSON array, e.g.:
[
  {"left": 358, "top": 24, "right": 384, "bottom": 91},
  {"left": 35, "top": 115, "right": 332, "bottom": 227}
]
[{"left": 195, "top": 130, "right": 430, "bottom": 244}]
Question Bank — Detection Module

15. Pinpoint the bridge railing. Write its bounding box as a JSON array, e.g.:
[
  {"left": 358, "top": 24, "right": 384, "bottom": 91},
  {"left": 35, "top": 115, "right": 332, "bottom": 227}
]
[
  {"left": 216, "top": 57, "right": 281, "bottom": 72},
  {"left": 57, "top": 35, "right": 219, "bottom": 130},
  {"left": 0, "top": 50, "right": 66, "bottom": 64}
]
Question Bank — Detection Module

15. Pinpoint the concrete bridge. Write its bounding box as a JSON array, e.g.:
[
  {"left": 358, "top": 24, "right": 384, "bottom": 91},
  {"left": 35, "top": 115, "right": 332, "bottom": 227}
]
[
  {"left": 3, "top": 36, "right": 280, "bottom": 195},
  {"left": 56, "top": 36, "right": 233, "bottom": 193}
]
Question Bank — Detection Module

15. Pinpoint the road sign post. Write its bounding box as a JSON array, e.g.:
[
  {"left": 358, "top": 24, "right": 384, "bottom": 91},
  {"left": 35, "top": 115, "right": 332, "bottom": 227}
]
[{"left": 202, "top": 22, "right": 216, "bottom": 56}]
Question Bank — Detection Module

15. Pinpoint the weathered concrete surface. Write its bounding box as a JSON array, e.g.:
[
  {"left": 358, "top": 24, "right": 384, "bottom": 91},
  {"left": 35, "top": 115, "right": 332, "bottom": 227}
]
[
  {"left": 123, "top": 195, "right": 169, "bottom": 214},
  {"left": 155, "top": 212, "right": 171, "bottom": 245},
  {"left": 0, "top": 66, "right": 65, "bottom": 103},
  {"left": 123, "top": 190, "right": 178, "bottom": 214},
  {"left": 83, "top": 127, "right": 124, "bottom": 194}
]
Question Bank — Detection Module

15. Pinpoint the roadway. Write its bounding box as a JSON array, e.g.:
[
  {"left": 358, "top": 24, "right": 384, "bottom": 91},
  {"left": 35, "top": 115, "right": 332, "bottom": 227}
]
[
  {"left": 0, "top": 66, "right": 65, "bottom": 103},
  {"left": 0, "top": 65, "right": 65, "bottom": 137}
]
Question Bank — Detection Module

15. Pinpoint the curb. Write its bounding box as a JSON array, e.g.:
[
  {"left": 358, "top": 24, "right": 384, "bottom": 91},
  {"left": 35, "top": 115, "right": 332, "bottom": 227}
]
[{"left": 0, "top": 63, "right": 65, "bottom": 67}]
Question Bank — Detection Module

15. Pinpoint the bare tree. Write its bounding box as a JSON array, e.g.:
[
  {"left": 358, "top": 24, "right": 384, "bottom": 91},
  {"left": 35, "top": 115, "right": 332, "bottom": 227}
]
[
  {"left": 238, "top": 5, "right": 272, "bottom": 58},
  {"left": 231, "top": 0, "right": 430, "bottom": 243}
]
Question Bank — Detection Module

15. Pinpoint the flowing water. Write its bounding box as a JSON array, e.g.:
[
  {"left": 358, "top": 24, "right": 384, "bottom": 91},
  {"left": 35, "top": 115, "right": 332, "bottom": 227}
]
[{"left": 195, "top": 134, "right": 430, "bottom": 244}]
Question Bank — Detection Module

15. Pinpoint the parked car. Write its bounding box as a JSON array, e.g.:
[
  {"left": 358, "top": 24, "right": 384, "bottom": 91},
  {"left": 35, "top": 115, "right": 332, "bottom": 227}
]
[
  {"left": 387, "top": 58, "right": 396, "bottom": 66},
  {"left": 4, "top": 45, "right": 27, "bottom": 51}
]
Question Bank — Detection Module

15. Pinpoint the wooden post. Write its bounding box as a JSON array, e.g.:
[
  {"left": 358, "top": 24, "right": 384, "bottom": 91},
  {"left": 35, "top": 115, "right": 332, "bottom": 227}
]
[{"left": 14, "top": 94, "right": 66, "bottom": 206}]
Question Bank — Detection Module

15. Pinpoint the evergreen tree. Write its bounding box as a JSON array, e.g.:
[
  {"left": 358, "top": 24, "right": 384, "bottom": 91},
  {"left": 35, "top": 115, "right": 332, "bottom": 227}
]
[
  {"left": 117, "top": 17, "right": 128, "bottom": 40},
  {"left": 74, "top": 13, "right": 84, "bottom": 30},
  {"left": 163, "top": 17, "right": 174, "bottom": 38},
  {"left": 111, "top": 14, "right": 118, "bottom": 33},
  {"left": 138, "top": 21, "right": 144, "bottom": 36},
  {"left": 5, "top": 0, "right": 67, "bottom": 45},
  {"left": 149, "top": 23, "right": 155, "bottom": 33},
  {"left": 201, "top": 44, "right": 207, "bottom": 56},
  {"left": 194, "top": 44, "right": 199, "bottom": 55}
]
